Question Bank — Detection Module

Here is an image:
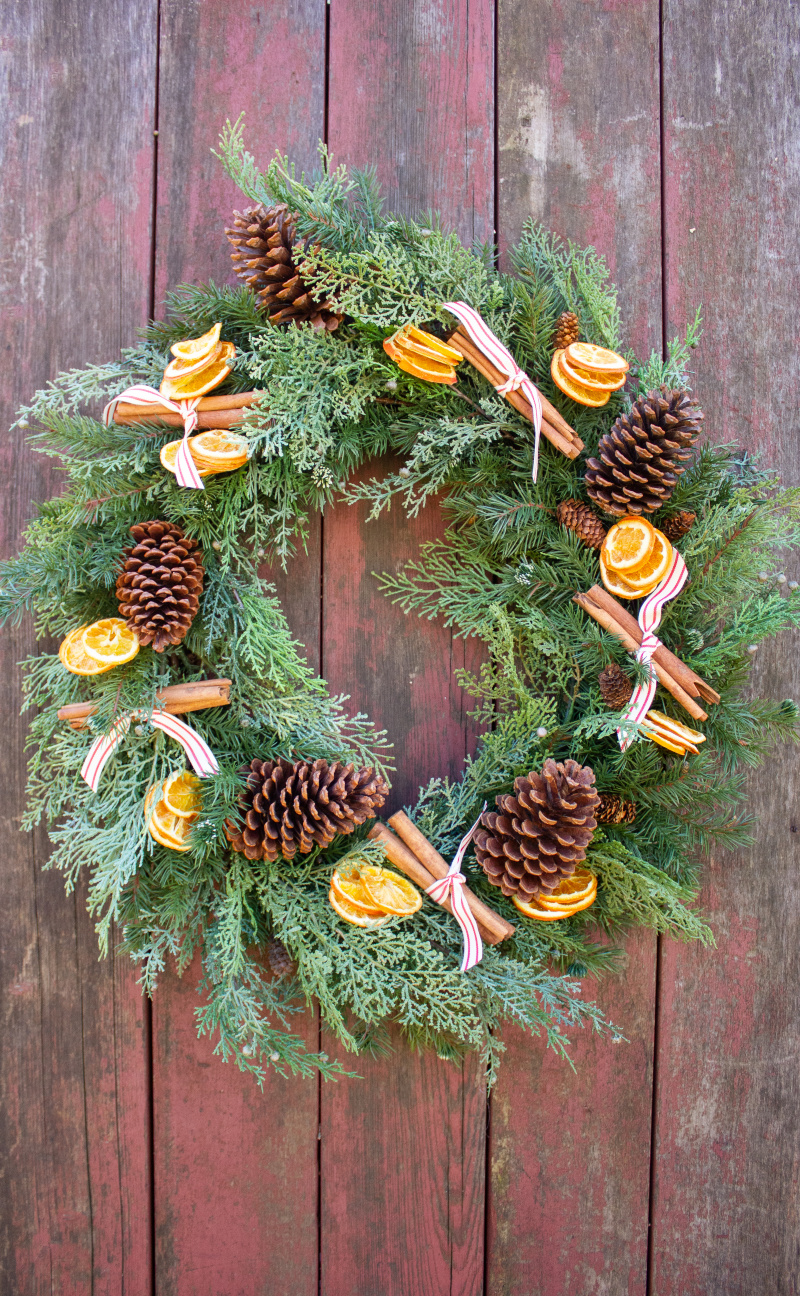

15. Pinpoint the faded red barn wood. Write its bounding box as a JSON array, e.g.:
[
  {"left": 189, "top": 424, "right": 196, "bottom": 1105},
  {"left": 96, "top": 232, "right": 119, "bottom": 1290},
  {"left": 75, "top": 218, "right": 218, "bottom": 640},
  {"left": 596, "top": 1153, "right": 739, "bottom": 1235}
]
[
  {"left": 0, "top": 2, "right": 156, "bottom": 1292},
  {"left": 651, "top": 2, "right": 800, "bottom": 1292}
]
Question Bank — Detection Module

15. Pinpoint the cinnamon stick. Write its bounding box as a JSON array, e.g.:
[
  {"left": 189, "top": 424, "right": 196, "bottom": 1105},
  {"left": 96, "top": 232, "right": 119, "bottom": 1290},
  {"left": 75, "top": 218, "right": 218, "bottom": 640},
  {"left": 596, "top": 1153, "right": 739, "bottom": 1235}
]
[
  {"left": 573, "top": 590, "right": 708, "bottom": 721},
  {"left": 449, "top": 326, "right": 584, "bottom": 458},
  {"left": 58, "top": 678, "right": 232, "bottom": 730},
  {"left": 114, "top": 407, "right": 248, "bottom": 431},
  {"left": 115, "top": 391, "right": 262, "bottom": 418},
  {"left": 387, "top": 811, "right": 515, "bottom": 943}
]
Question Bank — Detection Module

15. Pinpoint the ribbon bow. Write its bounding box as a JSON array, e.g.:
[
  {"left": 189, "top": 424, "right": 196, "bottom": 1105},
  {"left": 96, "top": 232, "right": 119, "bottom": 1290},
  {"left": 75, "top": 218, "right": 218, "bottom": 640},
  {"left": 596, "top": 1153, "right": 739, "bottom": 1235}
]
[
  {"left": 81, "top": 709, "right": 219, "bottom": 791},
  {"left": 103, "top": 385, "right": 205, "bottom": 490},
  {"left": 443, "top": 301, "right": 544, "bottom": 482},
  {"left": 425, "top": 805, "right": 487, "bottom": 973},
  {"left": 617, "top": 548, "right": 689, "bottom": 751}
]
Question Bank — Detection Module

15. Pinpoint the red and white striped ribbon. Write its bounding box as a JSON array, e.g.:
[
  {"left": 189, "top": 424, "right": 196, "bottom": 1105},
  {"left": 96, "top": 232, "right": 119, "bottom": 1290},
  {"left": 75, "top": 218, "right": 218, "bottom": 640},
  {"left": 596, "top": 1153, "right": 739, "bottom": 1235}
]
[
  {"left": 103, "top": 385, "right": 205, "bottom": 489},
  {"left": 425, "top": 805, "right": 486, "bottom": 973},
  {"left": 81, "top": 709, "right": 219, "bottom": 791},
  {"left": 617, "top": 549, "right": 689, "bottom": 751},
  {"left": 444, "top": 301, "right": 544, "bottom": 482}
]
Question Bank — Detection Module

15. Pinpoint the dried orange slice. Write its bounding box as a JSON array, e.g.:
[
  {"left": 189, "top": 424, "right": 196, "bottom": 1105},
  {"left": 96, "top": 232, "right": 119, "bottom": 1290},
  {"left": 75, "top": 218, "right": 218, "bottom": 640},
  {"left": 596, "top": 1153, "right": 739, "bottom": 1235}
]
[
  {"left": 159, "top": 439, "right": 213, "bottom": 477},
  {"left": 536, "top": 886, "right": 598, "bottom": 915},
  {"left": 558, "top": 349, "right": 627, "bottom": 393},
  {"left": 602, "top": 516, "right": 656, "bottom": 573},
  {"left": 161, "top": 769, "right": 203, "bottom": 820},
  {"left": 536, "top": 869, "right": 597, "bottom": 909},
  {"left": 620, "top": 529, "right": 673, "bottom": 591},
  {"left": 159, "top": 342, "right": 235, "bottom": 401},
  {"left": 59, "top": 625, "right": 117, "bottom": 676},
  {"left": 565, "top": 342, "right": 630, "bottom": 377},
  {"left": 80, "top": 618, "right": 140, "bottom": 666},
  {"left": 640, "top": 710, "right": 705, "bottom": 756},
  {"left": 329, "top": 888, "right": 392, "bottom": 928},
  {"left": 384, "top": 339, "right": 458, "bottom": 385},
  {"left": 330, "top": 866, "right": 386, "bottom": 915},
  {"left": 599, "top": 553, "right": 644, "bottom": 600},
  {"left": 149, "top": 803, "right": 194, "bottom": 851},
  {"left": 162, "top": 342, "right": 227, "bottom": 382},
  {"left": 550, "top": 351, "right": 610, "bottom": 407},
  {"left": 189, "top": 430, "right": 249, "bottom": 467},
  {"left": 360, "top": 866, "right": 422, "bottom": 916},
  {"left": 170, "top": 322, "right": 222, "bottom": 362},
  {"left": 403, "top": 325, "right": 463, "bottom": 364},
  {"left": 513, "top": 893, "right": 570, "bottom": 921}
]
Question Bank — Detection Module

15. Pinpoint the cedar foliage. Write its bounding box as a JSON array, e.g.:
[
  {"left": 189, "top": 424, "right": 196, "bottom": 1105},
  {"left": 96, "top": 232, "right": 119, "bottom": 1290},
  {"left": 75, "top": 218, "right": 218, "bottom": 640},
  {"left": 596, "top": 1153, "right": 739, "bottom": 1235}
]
[{"left": 2, "top": 118, "right": 800, "bottom": 1084}]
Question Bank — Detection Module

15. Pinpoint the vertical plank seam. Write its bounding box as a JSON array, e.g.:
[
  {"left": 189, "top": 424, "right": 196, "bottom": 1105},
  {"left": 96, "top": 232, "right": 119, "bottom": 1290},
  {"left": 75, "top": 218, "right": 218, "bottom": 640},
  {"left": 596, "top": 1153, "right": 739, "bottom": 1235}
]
[
  {"left": 146, "top": 4, "right": 162, "bottom": 1293},
  {"left": 75, "top": 888, "right": 95, "bottom": 1291}
]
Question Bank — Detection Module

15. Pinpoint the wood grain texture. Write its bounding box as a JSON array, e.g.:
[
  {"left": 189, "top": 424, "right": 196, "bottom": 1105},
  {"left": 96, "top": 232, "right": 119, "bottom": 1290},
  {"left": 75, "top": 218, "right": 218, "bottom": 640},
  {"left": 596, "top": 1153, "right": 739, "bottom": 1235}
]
[
  {"left": 491, "top": 1, "right": 663, "bottom": 1286},
  {"left": 151, "top": 5, "right": 326, "bottom": 1292},
  {"left": 0, "top": 2, "right": 156, "bottom": 1290},
  {"left": 651, "top": 3, "right": 800, "bottom": 1291}
]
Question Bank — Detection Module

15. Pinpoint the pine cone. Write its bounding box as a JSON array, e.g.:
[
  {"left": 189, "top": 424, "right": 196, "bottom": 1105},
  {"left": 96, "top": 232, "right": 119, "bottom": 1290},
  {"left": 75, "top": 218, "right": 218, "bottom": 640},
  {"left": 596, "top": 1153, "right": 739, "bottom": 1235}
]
[
  {"left": 225, "top": 204, "right": 343, "bottom": 331},
  {"left": 553, "top": 311, "right": 579, "bottom": 351},
  {"left": 585, "top": 387, "right": 704, "bottom": 517},
  {"left": 596, "top": 793, "right": 637, "bottom": 825},
  {"left": 660, "top": 510, "right": 697, "bottom": 543},
  {"left": 556, "top": 499, "right": 607, "bottom": 551},
  {"left": 225, "top": 757, "right": 388, "bottom": 862},
  {"left": 116, "top": 521, "right": 203, "bottom": 653},
  {"left": 598, "top": 662, "right": 634, "bottom": 709},
  {"left": 474, "top": 759, "right": 599, "bottom": 899},
  {"left": 267, "top": 938, "right": 297, "bottom": 979}
]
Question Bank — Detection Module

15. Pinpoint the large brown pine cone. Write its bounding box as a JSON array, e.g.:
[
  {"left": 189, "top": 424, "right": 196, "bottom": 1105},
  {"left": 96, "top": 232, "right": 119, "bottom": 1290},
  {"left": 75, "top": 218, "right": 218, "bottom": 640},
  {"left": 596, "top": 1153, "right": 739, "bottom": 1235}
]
[
  {"left": 474, "top": 759, "right": 599, "bottom": 899},
  {"left": 225, "top": 757, "right": 388, "bottom": 862},
  {"left": 585, "top": 387, "right": 703, "bottom": 516},
  {"left": 225, "top": 204, "right": 343, "bottom": 331},
  {"left": 116, "top": 521, "right": 203, "bottom": 653},
  {"left": 556, "top": 499, "right": 607, "bottom": 551}
]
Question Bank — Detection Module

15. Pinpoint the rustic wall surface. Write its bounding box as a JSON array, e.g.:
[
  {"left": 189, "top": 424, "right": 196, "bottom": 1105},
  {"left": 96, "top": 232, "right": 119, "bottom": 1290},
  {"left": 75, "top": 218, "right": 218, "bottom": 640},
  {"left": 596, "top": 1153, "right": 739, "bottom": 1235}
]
[{"left": 1, "top": 1, "right": 798, "bottom": 1293}]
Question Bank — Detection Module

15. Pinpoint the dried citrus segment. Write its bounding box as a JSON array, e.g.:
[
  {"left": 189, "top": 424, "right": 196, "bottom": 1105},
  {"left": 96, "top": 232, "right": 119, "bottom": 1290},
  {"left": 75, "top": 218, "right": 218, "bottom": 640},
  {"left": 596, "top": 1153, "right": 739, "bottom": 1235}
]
[
  {"left": 565, "top": 342, "right": 630, "bottom": 377},
  {"left": 621, "top": 529, "right": 673, "bottom": 590},
  {"left": 149, "top": 802, "right": 194, "bottom": 851},
  {"left": 403, "top": 325, "right": 463, "bottom": 364},
  {"left": 80, "top": 618, "right": 140, "bottom": 666},
  {"left": 162, "top": 769, "right": 203, "bottom": 819},
  {"left": 329, "top": 888, "right": 392, "bottom": 928},
  {"left": 384, "top": 344, "right": 458, "bottom": 385},
  {"left": 361, "top": 866, "right": 422, "bottom": 916},
  {"left": 536, "top": 884, "right": 598, "bottom": 913},
  {"left": 189, "top": 430, "right": 249, "bottom": 466},
  {"left": 59, "top": 625, "right": 116, "bottom": 676},
  {"left": 599, "top": 553, "right": 644, "bottom": 600},
  {"left": 159, "top": 439, "right": 213, "bottom": 477},
  {"left": 536, "top": 869, "right": 597, "bottom": 908},
  {"left": 641, "top": 710, "right": 705, "bottom": 755},
  {"left": 330, "top": 866, "right": 387, "bottom": 915},
  {"left": 558, "top": 349, "right": 627, "bottom": 393},
  {"left": 513, "top": 893, "right": 570, "bottom": 921},
  {"left": 550, "top": 350, "right": 611, "bottom": 407},
  {"left": 163, "top": 342, "right": 227, "bottom": 382},
  {"left": 170, "top": 322, "right": 222, "bottom": 362},
  {"left": 159, "top": 344, "right": 235, "bottom": 401},
  {"left": 602, "top": 516, "right": 656, "bottom": 573}
]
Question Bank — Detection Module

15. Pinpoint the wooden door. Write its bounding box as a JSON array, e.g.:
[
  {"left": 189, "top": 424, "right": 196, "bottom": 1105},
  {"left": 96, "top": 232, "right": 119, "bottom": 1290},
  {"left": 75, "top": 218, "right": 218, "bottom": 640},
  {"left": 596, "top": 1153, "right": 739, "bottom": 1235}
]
[{"left": 1, "top": 1, "right": 798, "bottom": 1292}]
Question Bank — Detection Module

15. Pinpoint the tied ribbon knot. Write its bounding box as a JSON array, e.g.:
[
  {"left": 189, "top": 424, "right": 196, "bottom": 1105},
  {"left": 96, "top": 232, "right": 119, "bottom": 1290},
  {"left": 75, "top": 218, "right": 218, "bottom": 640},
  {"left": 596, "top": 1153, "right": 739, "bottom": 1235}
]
[
  {"left": 103, "top": 386, "right": 205, "bottom": 490},
  {"left": 425, "top": 805, "right": 487, "bottom": 973},
  {"left": 616, "top": 548, "right": 689, "bottom": 751},
  {"left": 443, "top": 301, "right": 544, "bottom": 482},
  {"left": 81, "top": 708, "right": 219, "bottom": 792}
]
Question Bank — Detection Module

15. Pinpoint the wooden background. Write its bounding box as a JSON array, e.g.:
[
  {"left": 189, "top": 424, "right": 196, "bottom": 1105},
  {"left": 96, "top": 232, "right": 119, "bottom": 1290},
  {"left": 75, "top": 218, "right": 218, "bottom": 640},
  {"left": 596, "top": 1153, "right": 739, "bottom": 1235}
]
[{"left": 2, "top": 1, "right": 799, "bottom": 1292}]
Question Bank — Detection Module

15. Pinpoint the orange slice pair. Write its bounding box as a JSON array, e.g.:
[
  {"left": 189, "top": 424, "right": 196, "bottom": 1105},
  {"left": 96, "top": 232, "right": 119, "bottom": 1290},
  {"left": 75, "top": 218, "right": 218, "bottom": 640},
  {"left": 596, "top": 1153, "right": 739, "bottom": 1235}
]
[
  {"left": 329, "top": 862, "right": 422, "bottom": 927},
  {"left": 160, "top": 430, "right": 249, "bottom": 479},
  {"left": 639, "top": 710, "right": 706, "bottom": 756},
  {"left": 384, "top": 325, "right": 463, "bottom": 385},
  {"left": 600, "top": 517, "right": 674, "bottom": 600},
  {"left": 551, "top": 342, "right": 629, "bottom": 407},
  {"left": 513, "top": 869, "right": 598, "bottom": 921},
  {"left": 160, "top": 325, "right": 235, "bottom": 400},
  {"left": 144, "top": 771, "right": 203, "bottom": 851},
  {"left": 59, "top": 618, "right": 140, "bottom": 675}
]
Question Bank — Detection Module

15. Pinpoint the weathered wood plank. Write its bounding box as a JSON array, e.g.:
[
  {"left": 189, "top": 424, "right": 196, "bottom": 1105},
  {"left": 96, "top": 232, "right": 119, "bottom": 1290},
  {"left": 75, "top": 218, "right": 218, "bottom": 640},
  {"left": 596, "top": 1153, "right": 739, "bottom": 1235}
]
[
  {"left": 490, "top": 2, "right": 663, "bottom": 1289},
  {"left": 320, "top": 5, "right": 494, "bottom": 1290},
  {"left": 0, "top": 2, "right": 157, "bottom": 1291},
  {"left": 651, "top": 4, "right": 800, "bottom": 1291},
  {"left": 151, "top": 3, "right": 326, "bottom": 1293}
]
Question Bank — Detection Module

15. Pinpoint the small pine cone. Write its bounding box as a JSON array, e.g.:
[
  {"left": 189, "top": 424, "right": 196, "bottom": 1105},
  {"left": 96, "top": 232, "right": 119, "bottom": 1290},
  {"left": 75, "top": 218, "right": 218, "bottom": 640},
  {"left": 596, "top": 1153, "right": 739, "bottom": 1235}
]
[
  {"left": 596, "top": 793, "right": 637, "bottom": 825},
  {"left": 598, "top": 662, "right": 634, "bottom": 709},
  {"left": 660, "top": 510, "right": 697, "bottom": 543},
  {"left": 474, "top": 759, "right": 599, "bottom": 899},
  {"left": 553, "top": 311, "right": 580, "bottom": 351},
  {"left": 225, "top": 757, "right": 388, "bottom": 862},
  {"left": 585, "top": 386, "right": 704, "bottom": 516},
  {"left": 225, "top": 204, "right": 343, "bottom": 332},
  {"left": 267, "top": 938, "right": 297, "bottom": 979},
  {"left": 556, "top": 499, "right": 607, "bottom": 551},
  {"left": 115, "top": 521, "right": 203, "bottom": 652}
]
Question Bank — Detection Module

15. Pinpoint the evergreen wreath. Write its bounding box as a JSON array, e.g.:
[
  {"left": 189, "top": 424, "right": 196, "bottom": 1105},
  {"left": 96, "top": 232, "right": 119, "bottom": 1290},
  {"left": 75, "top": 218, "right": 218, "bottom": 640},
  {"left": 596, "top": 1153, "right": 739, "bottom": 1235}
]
[{"left": 3, "top": 118, "right": 799, "bottom": 1086}]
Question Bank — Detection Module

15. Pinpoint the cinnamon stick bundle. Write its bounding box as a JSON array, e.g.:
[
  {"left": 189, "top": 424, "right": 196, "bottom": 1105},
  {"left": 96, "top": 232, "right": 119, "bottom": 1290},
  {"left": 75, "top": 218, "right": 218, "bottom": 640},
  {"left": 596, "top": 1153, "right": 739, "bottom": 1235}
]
[
  {"left": 113, "top": 390, "right": 263, "bottom": 430},
  {"left": 58, "top": 678, "right": 231, "bottom": 730},
  {"left": 574, "top": 586, "right": 720, "bottom": 722},
  {"left": 448, "top": 325, "right": 583, "bottom": 459}
]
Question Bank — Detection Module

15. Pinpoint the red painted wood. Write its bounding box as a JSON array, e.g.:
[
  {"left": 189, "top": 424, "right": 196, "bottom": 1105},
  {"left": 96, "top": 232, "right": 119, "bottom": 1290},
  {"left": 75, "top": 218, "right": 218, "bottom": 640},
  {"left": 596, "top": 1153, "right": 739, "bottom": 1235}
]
[
  {"left": 651, "top": 3, "right": 800, "bottom": 1290},
  {"left": 0, "top": 2, "right": 156, "bottom": 1291},
  {"left": 151, "top": 4, "right": 326, "bottom": 1292},
  {"left": 489, "top": 2, "right": 663, "bottom": 1288}
]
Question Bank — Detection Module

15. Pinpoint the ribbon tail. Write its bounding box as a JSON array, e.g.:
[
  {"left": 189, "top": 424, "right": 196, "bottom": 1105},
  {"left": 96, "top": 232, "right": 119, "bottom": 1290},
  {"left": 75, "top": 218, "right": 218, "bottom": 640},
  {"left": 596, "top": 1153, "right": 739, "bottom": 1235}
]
[
  {"left": 150, "top": 712, "right": 219, "bottom": 776},
  {"left": 81, "top": 718, "right": 131, "bottom": 790}
]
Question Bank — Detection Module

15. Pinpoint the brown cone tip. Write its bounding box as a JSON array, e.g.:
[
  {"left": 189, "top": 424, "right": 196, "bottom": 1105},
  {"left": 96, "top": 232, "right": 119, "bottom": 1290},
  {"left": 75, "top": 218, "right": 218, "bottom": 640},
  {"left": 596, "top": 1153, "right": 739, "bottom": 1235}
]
[
  {"left": 225, "top": 203, "right": 343, "bottom": 332},
  {"left": 225, "top": 756, "right": 389, "bottom": 862},
  {"left": 556, "top": 499, "right": 607, "bottom": 551},
  {"left": 598, "top": 662, "right": 634, "bottom": 709},
  {"left": 596, "top": 793, "right": 637, "bottom": 825},
  {"left": 553, "top": 311, "right": 580, "bottom": 351},
  {"left": 585, "top": 386, "right": 703, "bottom": 517},
  {"left": 474, "top": 758, "right": 599, "bottom": 899},
  {"left": 115, "top": 520, "right": 203, "bottom": 653}
]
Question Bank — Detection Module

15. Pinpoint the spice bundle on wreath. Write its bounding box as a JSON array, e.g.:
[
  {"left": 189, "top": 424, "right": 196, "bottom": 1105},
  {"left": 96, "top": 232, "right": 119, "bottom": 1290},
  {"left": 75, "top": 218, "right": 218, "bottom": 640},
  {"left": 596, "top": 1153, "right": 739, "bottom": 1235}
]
[{"left": 3, "top": 117, "right": 800, "bottom": 1085}]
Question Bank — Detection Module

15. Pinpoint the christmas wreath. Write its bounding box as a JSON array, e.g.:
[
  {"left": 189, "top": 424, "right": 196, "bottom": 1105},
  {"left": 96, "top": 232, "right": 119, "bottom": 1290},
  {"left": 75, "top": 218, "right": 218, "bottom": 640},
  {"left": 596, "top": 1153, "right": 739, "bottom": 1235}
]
[{"left": 4, "top": 118, "right": 799, "bottom": 1086}]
